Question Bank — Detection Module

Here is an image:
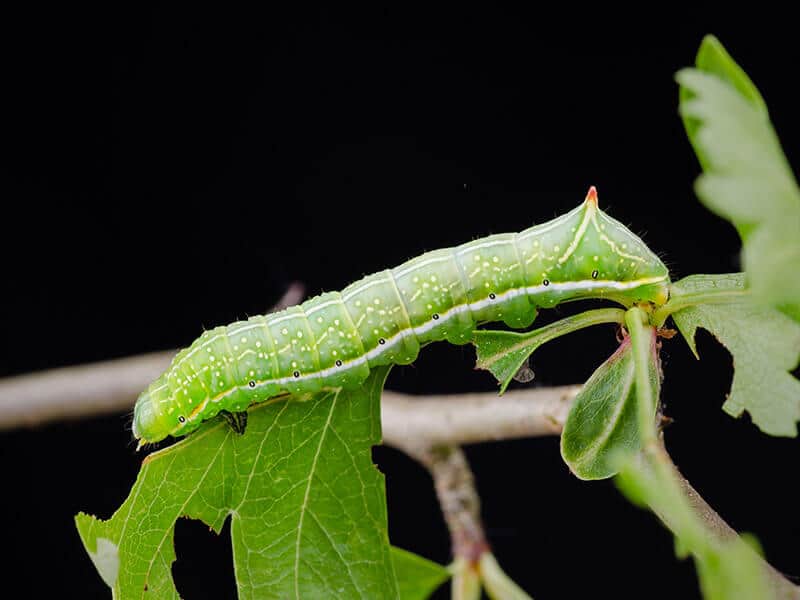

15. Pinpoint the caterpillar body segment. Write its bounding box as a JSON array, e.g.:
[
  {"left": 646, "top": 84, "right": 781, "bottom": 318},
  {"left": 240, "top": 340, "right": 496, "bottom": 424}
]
[{"left": 132, "top": 187, "right": 670, "bottom": 446}]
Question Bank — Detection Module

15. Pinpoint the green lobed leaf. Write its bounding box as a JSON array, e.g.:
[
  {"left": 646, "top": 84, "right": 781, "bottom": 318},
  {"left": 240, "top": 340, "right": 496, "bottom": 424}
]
[
  {"left": 677, "top": 34, "right": 800, "bottom": 322},
  {"left": 560, "top": 326, "right": 660, "bottom": 480},
  {"left": 473, "top": 308, "right": 625, "bottom": 393},
  {"left": 670, "top": 274, "right": 800, "bottom": 437},
  {"left": 391, "top": 547, "right": 450, "bottom": 600},
  {"left": 76, "top": 367, "right": 411, "bottom": 599}
]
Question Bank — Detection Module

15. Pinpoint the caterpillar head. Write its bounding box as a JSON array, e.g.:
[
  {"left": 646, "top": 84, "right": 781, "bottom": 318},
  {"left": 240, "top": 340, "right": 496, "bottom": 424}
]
[{"left": 132, "top": 381, "right": 176, "bottom": 448}]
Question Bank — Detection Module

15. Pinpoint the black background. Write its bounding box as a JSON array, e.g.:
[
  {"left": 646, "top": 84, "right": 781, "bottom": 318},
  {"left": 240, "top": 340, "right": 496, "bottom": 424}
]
[{"left": 2, "top": 6, "right": 799, "bottom": 599}]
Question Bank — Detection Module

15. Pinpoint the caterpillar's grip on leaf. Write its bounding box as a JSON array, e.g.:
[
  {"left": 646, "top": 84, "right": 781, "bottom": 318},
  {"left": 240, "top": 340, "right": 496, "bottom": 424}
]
[{"left": 133, "top": 187, "right": 670, "bottom": 446}]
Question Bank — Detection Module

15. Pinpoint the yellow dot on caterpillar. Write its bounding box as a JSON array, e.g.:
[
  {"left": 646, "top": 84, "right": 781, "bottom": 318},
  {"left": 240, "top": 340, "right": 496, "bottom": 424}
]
[{"left": 241, "top": 337, "right": 247, "bottom": 343}]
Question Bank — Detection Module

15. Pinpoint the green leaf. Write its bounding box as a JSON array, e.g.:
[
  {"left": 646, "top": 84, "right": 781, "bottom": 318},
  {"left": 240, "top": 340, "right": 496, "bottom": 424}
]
[
  {"left": 391, "top": 547, "right": 449, "bottom": 600},
  {"left": 671, "top": 275, "right": 800, "bottom": 437},
  {"left": 678, "top": 34, "right": 800, "bottom": 322},
  {"left": 616, "top": 455, "right": 771, "bottom": 600},
  {"left": 473, "top": 308, "right": 625, "bottom": 393},
  {"left": 560, "top": 325, "right": 660, "bottom": 480},
  {"left": 76, "top": 367, "right": 403, "bottom": 599}
]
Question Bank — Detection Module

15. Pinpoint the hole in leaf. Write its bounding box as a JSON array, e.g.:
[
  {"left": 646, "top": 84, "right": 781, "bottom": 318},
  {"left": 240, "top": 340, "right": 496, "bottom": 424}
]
[{"left": 172, "top": 517, "right": 236, "bottom": 598}]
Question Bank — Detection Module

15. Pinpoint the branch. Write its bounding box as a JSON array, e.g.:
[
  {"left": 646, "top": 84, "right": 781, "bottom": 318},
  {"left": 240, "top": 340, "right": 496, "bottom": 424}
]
[
  {"left": 0, "top": 354, "right": 580, "bottom": 439},
  {"left": 0, "top": 282, "right": 308, "bottom": 430}
]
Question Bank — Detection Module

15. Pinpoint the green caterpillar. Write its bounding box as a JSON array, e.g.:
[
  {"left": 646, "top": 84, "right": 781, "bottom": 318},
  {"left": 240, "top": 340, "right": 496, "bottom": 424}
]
[{"left": 133, "top": 187, "right": 670, "bottom": 447}]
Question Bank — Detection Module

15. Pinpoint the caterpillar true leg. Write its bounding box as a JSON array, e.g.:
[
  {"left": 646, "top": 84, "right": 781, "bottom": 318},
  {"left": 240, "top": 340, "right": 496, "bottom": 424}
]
[{"left": 220, "top": 410, "right": 248, "bottom": 435}]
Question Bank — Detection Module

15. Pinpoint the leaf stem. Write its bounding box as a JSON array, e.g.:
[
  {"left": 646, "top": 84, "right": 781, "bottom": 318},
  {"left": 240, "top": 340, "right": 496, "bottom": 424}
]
[
  {"left": 653, "top": 282, "right": 748, "bottom": 325},
  {"left": 480, "top": 553, "right": 534, "bottom": 600},
  {"left": 624, "top": 307, "right": 657, "bottom": 444}
]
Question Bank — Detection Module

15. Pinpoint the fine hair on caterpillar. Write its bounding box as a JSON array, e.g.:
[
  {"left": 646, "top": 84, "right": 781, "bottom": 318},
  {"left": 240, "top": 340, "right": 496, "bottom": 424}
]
[{"left": 132, "top": 187, "right": 671, "bottom": 447}]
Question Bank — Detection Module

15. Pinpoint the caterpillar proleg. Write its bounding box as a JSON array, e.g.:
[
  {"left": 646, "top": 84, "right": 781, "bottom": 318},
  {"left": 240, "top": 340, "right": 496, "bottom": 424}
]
[{"left": 133, "top": 187, "right": 670, "bottom": 446}]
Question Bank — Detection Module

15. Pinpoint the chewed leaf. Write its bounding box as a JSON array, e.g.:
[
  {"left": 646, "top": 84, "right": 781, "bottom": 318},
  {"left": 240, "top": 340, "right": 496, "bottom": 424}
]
[
  {"left": 76, "top": 367, "right": 405, "bottom": 599},
  {"left": 473, "top": 308, "right": 625, "bottom": 393},
  {"left": 391, "top": 547, "right": 450, "bottom": 600},
  {"left": 473, "top": 329, "right": 545, "bottom": 394},
  {"left": 560, "top": 329, "right": 660, "bottom": 480},
  {"left": 678, "top": 35, "right": 800, "bottom": 322},
  {"left": 671, "top": 276, "right": 800, "bottom": 437},
  {"left": 83, "top": 537, "right": 119, "bottom": 588}
]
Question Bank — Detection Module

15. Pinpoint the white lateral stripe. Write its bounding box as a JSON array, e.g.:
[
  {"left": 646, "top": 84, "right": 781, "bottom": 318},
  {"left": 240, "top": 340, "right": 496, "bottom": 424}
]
[{"left": 193, "top": 274, "right": 667, "bottom": 405}]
